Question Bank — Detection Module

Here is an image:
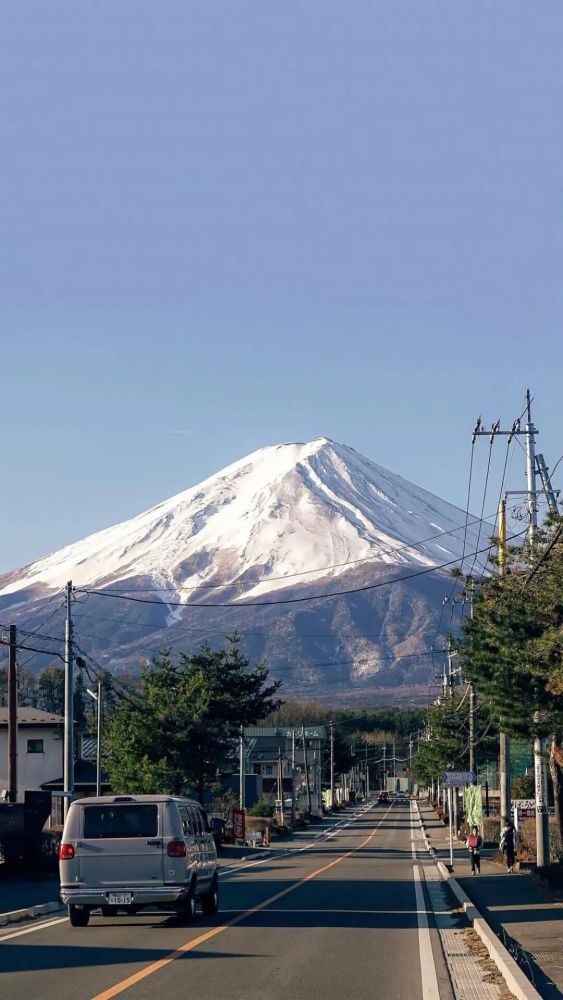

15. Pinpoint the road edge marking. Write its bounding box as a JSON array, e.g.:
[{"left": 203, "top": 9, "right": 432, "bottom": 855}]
[{"left": 413, "top": 864, "right": 440, "bottom": 1000}]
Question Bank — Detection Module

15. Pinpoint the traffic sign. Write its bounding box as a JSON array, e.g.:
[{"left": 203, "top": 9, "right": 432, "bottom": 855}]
[{"left": 443, "top": 770, "right": 476, "bottom": 787}]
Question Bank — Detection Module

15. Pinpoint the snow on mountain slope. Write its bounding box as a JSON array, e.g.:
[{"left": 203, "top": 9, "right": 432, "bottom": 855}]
[{"left": 0, "top": 438, "right": 485, "bottom": 608}]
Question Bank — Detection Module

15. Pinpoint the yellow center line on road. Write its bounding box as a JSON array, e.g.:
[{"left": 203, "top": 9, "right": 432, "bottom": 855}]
[{"left": 91, "top": 802, "right": 395, "bottom": 1000}]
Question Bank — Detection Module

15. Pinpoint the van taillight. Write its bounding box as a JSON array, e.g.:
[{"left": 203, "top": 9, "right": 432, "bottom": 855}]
[
  {"left": 59, "top": 843, "right": 75, "bottom": 860},
  {"left": 167, "top": 840, "right": 186, "bottom": 858}
]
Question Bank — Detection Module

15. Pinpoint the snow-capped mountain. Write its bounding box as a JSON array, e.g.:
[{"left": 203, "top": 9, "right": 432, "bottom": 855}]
[{"left": 0, "top": 438, "right": 487, "bottom": 701}]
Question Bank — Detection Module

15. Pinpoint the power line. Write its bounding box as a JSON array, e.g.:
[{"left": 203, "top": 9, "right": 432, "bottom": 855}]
[
  {"left": 85, "top": 511, "right": 497, "bottom": 595},
  {"left": 75, "top": 532, "right": 527, "bottom": 611}
]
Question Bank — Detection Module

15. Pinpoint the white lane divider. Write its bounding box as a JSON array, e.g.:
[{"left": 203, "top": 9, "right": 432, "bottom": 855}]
[
  {"left": 413, "top": 865, "right": 440, "bottom": 1000},
  {"left": 220, "top": 801, "right": 374, "bottom": 877}
]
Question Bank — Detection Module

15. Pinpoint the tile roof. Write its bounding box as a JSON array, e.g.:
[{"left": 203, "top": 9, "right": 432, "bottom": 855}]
[{"left": 0, "top": 707, "right": 64, "bottom": 725}]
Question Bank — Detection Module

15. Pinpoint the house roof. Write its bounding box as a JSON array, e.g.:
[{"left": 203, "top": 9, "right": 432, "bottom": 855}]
[
  {"left": 0, "top": 707, "right": 64, "bottom": 726},
  {"left": 41, "top": 758, "right": 110, "bottom": 788}
]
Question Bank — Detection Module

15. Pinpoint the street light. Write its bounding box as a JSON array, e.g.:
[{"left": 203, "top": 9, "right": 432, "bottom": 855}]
[{"left": 86, "top": 681, "right": 102, "bottom": 796}]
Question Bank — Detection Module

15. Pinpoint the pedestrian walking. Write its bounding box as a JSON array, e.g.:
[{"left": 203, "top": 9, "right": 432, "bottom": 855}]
[
  {"left": 466, "top": 825, "right": 482, "bottom": 874},
  {"left": 500, "top": 819, "right": 516, "bottom": 872}
]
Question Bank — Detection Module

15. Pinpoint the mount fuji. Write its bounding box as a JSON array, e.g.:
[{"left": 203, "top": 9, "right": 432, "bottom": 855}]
[{"left": 0, "top": 438, "right": 487, "bottom": 703}]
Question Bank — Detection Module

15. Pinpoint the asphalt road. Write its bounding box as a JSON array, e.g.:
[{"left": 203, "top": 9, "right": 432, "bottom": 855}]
[{"left": 0, "top": 802, "right": 454, "bottom": 1000}]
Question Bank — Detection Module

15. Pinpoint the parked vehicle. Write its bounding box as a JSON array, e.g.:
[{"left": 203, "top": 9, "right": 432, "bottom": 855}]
[{"left": 59, "top": 795, "right": 219, "bottom": 927}]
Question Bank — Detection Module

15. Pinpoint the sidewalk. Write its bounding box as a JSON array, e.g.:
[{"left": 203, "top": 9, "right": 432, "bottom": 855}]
[
  {"left": 418, "top": 801, "right": 563, "bottom": 1000},
  {"left": 0, "top": 869, "right": 60, "bottom": 916}
]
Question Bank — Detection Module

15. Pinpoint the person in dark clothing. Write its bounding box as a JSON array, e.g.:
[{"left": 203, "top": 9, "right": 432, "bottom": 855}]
[
  {"left": 466, "top": 825, "right": 482, "bottom": 874},
  {"left": 500, "top": 820, "right": 516, "bottom": 872}
]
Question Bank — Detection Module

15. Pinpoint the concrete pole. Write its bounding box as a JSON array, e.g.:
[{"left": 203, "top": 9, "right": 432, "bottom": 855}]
[
  {"left": 96, "top": 679, "right": 102, "bottom": 797},
  {"left": 534, "top": 734, "right": 549, "bottom": 867},
  {"left": 239, "top": 726, "right": 245, "bottom": 810},
  {"left": 7, "top": 625, "right": 17, "bottom": 803},
  {"left": 63, "top": 581, "right": 74, "bottom": 822},
  {"left": 329, "top": 723, "right": 335, "bottom": 809},
  {"left": 525, "top": 388, "right": 538, "bottom": 549},
  {"left": 448, "top": 787, "right": 454, "bottom": 867},
  {"left": 302, "top": 725, "right": 312, "bottom": 815},
  {"left": 469, "top": 684, "right": 476, "bottom": 776},
  {"left": 498, "top": 501, "right": 512, "bottom": 824}
]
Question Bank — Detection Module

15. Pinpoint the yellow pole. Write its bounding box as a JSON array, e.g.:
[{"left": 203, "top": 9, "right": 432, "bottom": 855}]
[{"left": 498, "top": 498, "right": 506, "bottom": 575}]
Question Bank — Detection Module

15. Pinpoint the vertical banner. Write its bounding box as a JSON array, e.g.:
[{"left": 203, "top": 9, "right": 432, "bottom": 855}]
[{"left": 233, "top": 808, "right": 246, "bottom": 842}]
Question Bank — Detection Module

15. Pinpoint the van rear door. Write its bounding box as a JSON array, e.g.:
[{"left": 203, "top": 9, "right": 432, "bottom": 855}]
[{"left": 78, "top": 801, "right": 164, "bottom": 888}]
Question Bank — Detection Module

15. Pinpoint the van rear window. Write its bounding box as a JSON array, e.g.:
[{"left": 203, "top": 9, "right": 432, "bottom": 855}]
[{"left": 84, "top": 804, "right": 158, "bottom": 839}]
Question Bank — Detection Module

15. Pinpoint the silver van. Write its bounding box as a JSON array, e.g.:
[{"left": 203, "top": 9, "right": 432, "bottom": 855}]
[{"left": 59, "top": 794, "right": 219, "bottom": 927}]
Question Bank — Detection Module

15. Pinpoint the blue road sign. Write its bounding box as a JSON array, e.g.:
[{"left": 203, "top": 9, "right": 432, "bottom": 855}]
[{"left": 443, "top": 770, "right": 476, "bottom": 787}]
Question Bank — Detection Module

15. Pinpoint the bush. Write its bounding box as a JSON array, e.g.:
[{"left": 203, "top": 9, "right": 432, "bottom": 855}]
[
  {"left": 247, "top": 794, "right": 275, "bottom": 818},
  {"left": 511, "top": 775, "right": 535, "bottom": 799}
]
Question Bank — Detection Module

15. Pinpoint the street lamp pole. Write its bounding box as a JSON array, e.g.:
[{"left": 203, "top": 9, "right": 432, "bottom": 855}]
[{"left": 86, "top": 681, "right": 102, "bottom": 796}]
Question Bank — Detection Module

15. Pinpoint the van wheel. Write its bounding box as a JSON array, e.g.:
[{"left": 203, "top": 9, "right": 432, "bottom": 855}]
[
  {"left": 176, "top": 889, "right": 196, "bottom": 925},
  {"left": 201, "top": 877, "right": 219, "bottom": 917},
  {"left": 69, "top": 905, "right": 90, "bottom": 927}
]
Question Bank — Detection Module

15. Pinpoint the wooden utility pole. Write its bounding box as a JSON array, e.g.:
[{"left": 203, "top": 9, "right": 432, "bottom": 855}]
[{"left": 8, "top": 625, "right": 17, "bottom": 803}]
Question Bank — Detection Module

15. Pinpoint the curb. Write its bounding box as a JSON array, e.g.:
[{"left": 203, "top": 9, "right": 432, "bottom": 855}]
[
  {"left": 0, "top": 901, "right": 65, "bottom": 927},
  {"left": 435, "top": 861, "right": 542, "bottom": 1000},
  {"left": 414, "top": 802, "right": 542, "bottom": 1000}
]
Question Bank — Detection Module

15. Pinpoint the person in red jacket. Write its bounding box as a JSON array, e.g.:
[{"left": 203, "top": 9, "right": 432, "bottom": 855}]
[{"left": 466, "top": 825, "right": 482, "bottom": 874}]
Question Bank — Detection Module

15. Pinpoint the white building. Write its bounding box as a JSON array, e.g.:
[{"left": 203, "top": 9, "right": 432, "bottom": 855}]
[{"left": 0, "top": 707, "right": 64, "bottom": 802}]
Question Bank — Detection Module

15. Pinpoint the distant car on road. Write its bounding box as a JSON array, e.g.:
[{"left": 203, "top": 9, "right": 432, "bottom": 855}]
[{"left": 378, "top": 791, "right": 390, "bottom": 805}]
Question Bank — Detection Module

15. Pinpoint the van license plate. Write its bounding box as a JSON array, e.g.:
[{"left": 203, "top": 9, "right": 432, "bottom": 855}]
[{"left": 107, "top": 893, "right": 133, "bottom": 905}]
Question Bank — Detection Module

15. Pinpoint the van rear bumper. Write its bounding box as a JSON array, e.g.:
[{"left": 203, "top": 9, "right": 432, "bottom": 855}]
[{"left": 60, "top": 885, "right": 189, "bottom": 907}]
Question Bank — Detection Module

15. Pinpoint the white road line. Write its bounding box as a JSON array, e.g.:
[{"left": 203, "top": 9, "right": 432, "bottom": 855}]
[
  {"left": 0, "top": 916, "right": 67, "bottom": 941},
  {"left": 413, "top": 865, "right": 440, "bottom": 1000}
]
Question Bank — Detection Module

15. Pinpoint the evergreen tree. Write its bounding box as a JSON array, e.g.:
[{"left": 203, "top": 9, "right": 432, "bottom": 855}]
[
  {"left": 456, "top": 519, "right": 563, "bottom": 851},
  {"left": 36, "top": 665, "right": 65, "bottom": 715},
  {"left": 107, "top": 637, "right": 281, "bottom": 800}
]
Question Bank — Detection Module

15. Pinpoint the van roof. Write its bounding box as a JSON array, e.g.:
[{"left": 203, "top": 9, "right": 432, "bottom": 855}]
[{"left": 70, "top": 795, "right": 200, "bottom": 806}]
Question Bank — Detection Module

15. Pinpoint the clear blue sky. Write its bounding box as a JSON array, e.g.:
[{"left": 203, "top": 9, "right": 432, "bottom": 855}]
[{"left": 1, "top": 2, "right": 563, "bottom": 572}]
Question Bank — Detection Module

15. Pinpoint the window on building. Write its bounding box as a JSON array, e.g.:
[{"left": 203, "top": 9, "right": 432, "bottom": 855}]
[
  {"left": 264, "top": 765, "right": 273, "bottom": 776},
  {"left": 27, "top": 739, "right": 44, "bottom": 754}
]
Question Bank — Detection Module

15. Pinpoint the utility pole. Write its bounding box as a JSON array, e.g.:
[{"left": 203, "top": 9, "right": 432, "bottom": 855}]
[
  {"left": 277, "top": 747, "right": 284, "bottom": 826},
  {"left": 63, "top": 581, "right": 74, "bottom": 822},
  {"left": 469, "top": 684, "right": 476, "bottom": 776},
  {"left": 498, "top": 501, "right": 511, "bottom": 824},
  {"left": 382, "top": 742, "right": 386, "bottom": 791},
  {"left": 239, "top": 725, "right": 245, "bottom": 810},
  {"left": 525, "top": 389, "right": 538, "bottom": 549},
  {"left": 302, "top": 725, "right": 312, "bottom": 815},
  {"left": 534, "top": 727, "right": 549, "bottom": 867},
  {"left": 536, "top": 453, "right": 559, "bottom": 515},
  {"left": 95, "top": 679, "right": 102, "bottom": 796},
  {"left": 8, "top": 625, "right": 17, "bottom": 803},
  {"left": 329, "top": 722, "right": 335, "bottom": 810},
  {"left": 524, "top": 391, "right": 550, "bottom": 866}
]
